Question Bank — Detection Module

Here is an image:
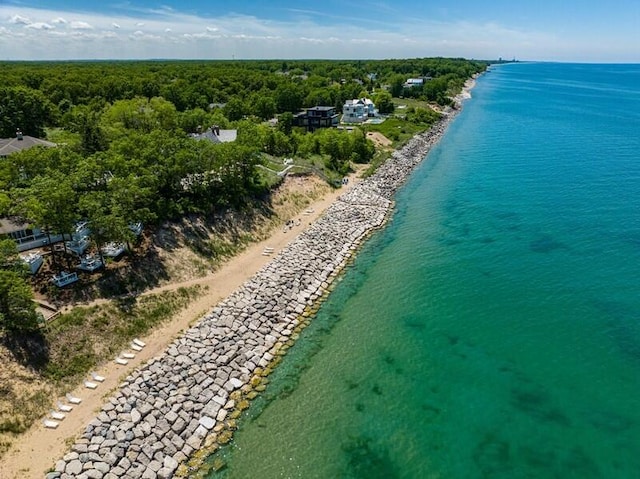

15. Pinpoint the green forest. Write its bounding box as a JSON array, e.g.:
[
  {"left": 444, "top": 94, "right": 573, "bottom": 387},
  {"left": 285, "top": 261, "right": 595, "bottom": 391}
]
[{"left": 0, "top": 57, "right": 487, "bottom": 332}]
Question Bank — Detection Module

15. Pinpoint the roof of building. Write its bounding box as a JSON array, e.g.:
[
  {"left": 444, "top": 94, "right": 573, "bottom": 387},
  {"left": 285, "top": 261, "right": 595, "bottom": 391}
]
[
  {"left": 192, "top": 128, "right": 238, "bottom": 144},
  {"left": 0, "top": 217, "right": 31, "bottom": 235},
  {"left": 0, "top": 135, "right": 56, "bottom": 157},
  {"left": 344, "top": 98, "right": 375, "bottom": 106},
  {"left": 308, "top": 106, "right": 336, "bottom": 112}
]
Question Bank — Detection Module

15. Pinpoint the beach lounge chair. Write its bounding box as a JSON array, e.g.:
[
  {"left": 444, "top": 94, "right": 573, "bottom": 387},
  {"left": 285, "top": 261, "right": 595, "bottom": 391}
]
[
  {"left": 57, "top": 401, "right": 73, "bottom": 412},
  {"left": 84, "top": 380, "right": 98, "bottom": 389},
  {"left": 43, "top": 419, "right": 59, "bottom": 429},
  {"left": 91, "top": 372, "right": 105, "bottom": 382},
  {"left": 130, "top": 343, "right": 143, "bottom": 352},
  {"left": 115, "top": 357, "right": 129, "bottom": 365},
  {"left": 122, "top": 352, "right": 135, "bottom": 359},
  {"left": 132, "top": 338, "right": 146, "bottom": 348},
  {"left": 50, "top": 410, "right": 66, "bottom": 421},
  {"left": 66, "top": 393, "right": 82, "bottom": 404}
]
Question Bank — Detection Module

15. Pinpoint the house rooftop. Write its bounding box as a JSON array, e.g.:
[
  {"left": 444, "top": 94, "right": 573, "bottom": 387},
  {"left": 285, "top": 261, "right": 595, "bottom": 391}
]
[
  {"left": 0, "top": 217, "right": 30, "bottom": 236},
  {"left": 308, "top": 106, "right": 336, "bottom": 112},
  {"left": 192, "top": 127, "right": 238, "bottom": 144},
  {"left": 0, "top": 135, "right": 56, "bottom": 157}
]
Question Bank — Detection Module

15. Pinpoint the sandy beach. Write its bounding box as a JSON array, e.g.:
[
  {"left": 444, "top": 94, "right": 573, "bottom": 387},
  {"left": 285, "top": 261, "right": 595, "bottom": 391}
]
[{"left": 0, "top": 174, "right": 362, "bottom": 479}]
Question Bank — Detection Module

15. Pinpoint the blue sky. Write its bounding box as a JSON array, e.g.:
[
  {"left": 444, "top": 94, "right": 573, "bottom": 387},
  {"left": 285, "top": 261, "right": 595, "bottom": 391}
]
[{"left": 1, "top": 1, "right": 638, "bottom": 61}]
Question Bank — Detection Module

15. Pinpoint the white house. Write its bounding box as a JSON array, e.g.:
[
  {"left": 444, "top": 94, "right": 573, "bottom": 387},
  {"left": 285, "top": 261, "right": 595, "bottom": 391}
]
[
  {"left": 403, "top": 78, "right": 425, "bottom": 88},
  {"left": 342, "top": 98, "right": 377, "bottom": 123}
]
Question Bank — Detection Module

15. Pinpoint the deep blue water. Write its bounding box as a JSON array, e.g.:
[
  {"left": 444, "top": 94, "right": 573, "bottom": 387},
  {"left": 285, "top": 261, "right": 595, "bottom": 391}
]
[{"left": 204, "top": 63, "right": 640, "bottom": 478}]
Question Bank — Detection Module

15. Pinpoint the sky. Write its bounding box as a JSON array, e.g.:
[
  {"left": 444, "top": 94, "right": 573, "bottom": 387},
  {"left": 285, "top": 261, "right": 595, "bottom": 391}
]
[{"left": 0, "top": 1, "right": 639, "bottom": 62}]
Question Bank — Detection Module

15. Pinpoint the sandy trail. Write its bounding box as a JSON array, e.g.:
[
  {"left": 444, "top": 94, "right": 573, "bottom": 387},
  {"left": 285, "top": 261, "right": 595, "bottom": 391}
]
[{"left": 0, "top": 172, "right": 362, "bottom": 479}]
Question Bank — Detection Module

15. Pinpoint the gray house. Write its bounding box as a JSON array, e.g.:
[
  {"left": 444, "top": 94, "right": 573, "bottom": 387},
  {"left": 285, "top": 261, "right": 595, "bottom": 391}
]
[
  {"left": 0, "top": 130, "right": 56, "bottom": 158},
  {"left": 192, "top": 126, "right": 237, "bottom": 144}
]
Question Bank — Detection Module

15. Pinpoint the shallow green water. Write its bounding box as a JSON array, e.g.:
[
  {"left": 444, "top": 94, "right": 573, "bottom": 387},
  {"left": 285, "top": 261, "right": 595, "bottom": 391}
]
[{"left": 203, "top": 63, "right": 640, "bottom": 478}]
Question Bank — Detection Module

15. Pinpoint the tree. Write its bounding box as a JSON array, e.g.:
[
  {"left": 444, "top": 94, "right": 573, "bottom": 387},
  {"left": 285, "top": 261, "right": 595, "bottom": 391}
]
[
  {"left": 351, "top": 129, "right": 375, "bottom": 164},
  {"left": 408, "top": 107, "right": 440, "bottom": 124},
  {"left": 389, "top": 74, "right": 405, "bottom": 98},
  {"left": 0, "top": 86, "right": 56, "bottom": 138},
  {"left": 275, "top": 83, "right": 304, "bottom": 112},
  {"left": 223, "top": 97, "right": 245, "bottom": 121},
  {"left": 319, "top": 129, "right": 352, "bottom": 176},
  {"left": 0, "top": 239, "right": 39, "bottom": 333},
  {"left": 101, "top": 97, "right": 178, "bottom": 140},
  {"left": 179, "top": 108, "right": 210, "bottom": 134},
  {"left": 278, "top": 112, "right": 294, "bottom": 136},
  {"left": 373, "top": 91, "right": 394, "bottom": 114},
  {"left": 253, "top": 95, "right": 277, "bottom": 121},
  {"left": 64, "top": 105, "right": 107, "bottom": 155},
  {"left": 12, "top": 172, "right": 77, "bottom": 261}
]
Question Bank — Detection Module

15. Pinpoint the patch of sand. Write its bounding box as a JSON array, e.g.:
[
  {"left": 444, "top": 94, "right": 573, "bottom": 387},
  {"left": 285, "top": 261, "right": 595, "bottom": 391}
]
[
  {"left": 366, "top": 131, "right": 392, "bottom": 149},
  {"left": 0, "top": 169, "right": 364, "bottom": 479}
]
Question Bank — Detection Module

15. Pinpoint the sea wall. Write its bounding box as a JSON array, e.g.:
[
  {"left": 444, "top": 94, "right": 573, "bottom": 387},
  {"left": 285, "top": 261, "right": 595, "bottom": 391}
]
[{"left": 50, "top": 110, "right": 459, "bottom": 479}]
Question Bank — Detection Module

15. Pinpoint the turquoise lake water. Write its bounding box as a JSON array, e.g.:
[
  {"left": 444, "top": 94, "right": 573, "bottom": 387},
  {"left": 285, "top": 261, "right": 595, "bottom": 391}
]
[{"left": 203, "top": 63, "right": 640, "bottom": 478}]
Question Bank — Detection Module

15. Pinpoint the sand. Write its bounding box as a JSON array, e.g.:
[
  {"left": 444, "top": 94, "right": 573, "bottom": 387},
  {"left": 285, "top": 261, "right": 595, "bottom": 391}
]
[{"left": 0, "top": 172, "right": 363, "bottom": 479}]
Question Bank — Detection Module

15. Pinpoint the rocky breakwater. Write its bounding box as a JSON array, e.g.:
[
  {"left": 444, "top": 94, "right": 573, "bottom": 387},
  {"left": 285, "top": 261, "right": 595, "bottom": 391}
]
[{"left": 50, "top": 114, "right": 457, "bottom": 479}]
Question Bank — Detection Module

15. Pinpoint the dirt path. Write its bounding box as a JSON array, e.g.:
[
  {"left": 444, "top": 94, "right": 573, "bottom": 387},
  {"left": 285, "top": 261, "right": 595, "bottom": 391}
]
[{"left": 0, "top": 171, "right": 363, "bottom": 479}]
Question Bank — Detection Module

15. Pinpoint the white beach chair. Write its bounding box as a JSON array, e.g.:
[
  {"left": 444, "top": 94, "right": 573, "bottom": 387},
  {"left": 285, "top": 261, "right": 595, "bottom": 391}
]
[
  {"left": 57, "top": 401, "right": 73, "bottom": 412},
  {"left": 66, "top": 393, "right": 82, "bottom": 404},
  {"left": 84, "top": 380, "right": 98, "bottom": 389},
  {"left": 122, "top": 352, "right": 135, "bottom": 359},
  {"left": 91, "top": 372, "right": 105, "bottom": 382},
  {"left": 132, "top": 338, "right": 146, "bottom": 348},
  {"left": 130, "top": 343, "right": 143, "bottom": 352},
  {"left": 115, "top": 357, "right": 129, "bottom": 365},
  {"left": 43, "top": 419, "right": 59, "bottom": 429},
  {"left": 50, "top": 410, "right": 66, "bottom": 421}
]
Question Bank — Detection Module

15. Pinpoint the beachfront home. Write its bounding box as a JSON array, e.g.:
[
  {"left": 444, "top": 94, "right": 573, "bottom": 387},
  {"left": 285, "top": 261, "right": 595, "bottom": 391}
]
[
  {"left": 0, "top": 217, "right": 64, "bottom": 252},
  {"left": 0, "top": 217, "right": 92, "bottom": 253},
  {"left": 0, "top": 130, "right": 56, "bottom": 158},
  {"left": 403, "top": 78, "right": 425, "bottom": 88},
  {"left": 342, "top": 98, "right": 377, "bottom": 123},
  {"left": 293, "top": 106, "right": 340, "bottom": 131}
]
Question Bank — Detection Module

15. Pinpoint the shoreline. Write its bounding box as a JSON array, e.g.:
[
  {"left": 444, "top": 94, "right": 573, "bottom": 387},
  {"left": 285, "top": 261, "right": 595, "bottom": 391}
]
[{"left": 8, "top": 79, "right": 476, "bottom": 479}]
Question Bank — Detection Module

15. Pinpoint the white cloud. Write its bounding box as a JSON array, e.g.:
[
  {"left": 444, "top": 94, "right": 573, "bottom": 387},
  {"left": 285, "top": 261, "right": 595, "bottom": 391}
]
[
  {"left": 70, "top": 21, "right": 93, "bottom": 30},
  {"left": 9, "top": 14, "right": 31, "bottom": 25},
  {"left": 0, "top": 3, "right": 638, "bottom": 62},
  {"left": 130, "top": 30, "right": 160, "bottom": 41},
  {"left": 26, "top": 22, "right": 55, "bottom": 30}
]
